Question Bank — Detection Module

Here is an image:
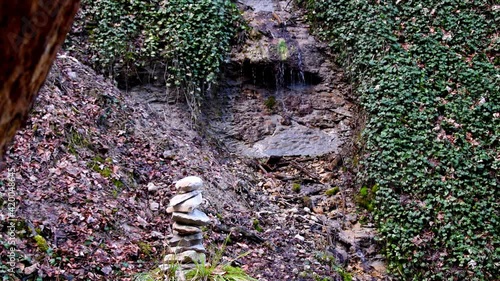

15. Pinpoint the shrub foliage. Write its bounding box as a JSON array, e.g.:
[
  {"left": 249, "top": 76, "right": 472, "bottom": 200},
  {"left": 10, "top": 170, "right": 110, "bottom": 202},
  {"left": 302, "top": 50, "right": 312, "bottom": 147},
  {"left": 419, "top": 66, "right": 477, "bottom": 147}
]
[
  {"left": 74, "top": 0, "right": 242, "bottom": 114},
  {"left": 304, "top": 0, "right": 499, "bottom": 279}
]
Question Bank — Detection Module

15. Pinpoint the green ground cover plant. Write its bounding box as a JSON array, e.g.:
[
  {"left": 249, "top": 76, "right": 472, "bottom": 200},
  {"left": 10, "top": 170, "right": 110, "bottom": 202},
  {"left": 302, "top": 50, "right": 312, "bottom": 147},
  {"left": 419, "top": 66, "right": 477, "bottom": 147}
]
[
  {"left": 72, "top": 0, "right": 243, "bottom": 116},
  {"left": 303, "top": 0, "right": 499, "bottom": 279},
  {"left": 134, "top": 235, "right": 256, "bottom": 281}
]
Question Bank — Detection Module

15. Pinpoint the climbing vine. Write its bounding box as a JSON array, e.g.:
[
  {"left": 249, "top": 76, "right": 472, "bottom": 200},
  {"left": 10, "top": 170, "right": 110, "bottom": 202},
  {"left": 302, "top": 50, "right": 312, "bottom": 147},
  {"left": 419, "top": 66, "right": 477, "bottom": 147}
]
[
  {"left": 304, "top": 0, "right": 499, "bottom": 280},
  {"left": 70, "top": 0, "right": 243, "bottom": 116}
]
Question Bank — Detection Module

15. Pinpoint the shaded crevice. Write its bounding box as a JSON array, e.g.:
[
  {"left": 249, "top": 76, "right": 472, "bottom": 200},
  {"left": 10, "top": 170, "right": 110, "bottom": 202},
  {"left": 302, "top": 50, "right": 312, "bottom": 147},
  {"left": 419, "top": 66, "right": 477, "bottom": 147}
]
[{"left": 239, "top": 59, "right": 322, "bottom": 89}]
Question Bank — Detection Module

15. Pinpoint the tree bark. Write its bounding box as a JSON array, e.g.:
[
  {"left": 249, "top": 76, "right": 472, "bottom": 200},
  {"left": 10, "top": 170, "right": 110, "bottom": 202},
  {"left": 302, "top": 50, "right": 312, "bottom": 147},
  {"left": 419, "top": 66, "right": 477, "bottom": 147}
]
[{"left": 0, "top": 1, "right": 80, "bottom": 160}]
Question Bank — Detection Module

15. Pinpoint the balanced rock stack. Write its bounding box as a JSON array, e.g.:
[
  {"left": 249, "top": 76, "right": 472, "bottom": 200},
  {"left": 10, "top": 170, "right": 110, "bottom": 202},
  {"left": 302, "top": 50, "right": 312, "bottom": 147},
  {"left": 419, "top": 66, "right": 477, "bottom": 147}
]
[{"left": 164, "top": 176, "right": 210, "bottom": 267}]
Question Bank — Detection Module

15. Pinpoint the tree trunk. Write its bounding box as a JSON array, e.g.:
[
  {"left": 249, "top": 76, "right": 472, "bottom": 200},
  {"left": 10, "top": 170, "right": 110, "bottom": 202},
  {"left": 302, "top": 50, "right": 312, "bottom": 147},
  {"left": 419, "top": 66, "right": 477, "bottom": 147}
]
[{"left": 0, "top": 1, "right": 80, "bottom": 160}]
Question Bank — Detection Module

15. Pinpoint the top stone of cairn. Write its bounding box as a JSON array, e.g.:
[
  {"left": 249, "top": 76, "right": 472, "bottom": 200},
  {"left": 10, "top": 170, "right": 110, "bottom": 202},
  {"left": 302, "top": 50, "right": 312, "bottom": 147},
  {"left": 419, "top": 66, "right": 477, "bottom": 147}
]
[{"left": 175, "top": 176, "right": 204, "bottom": 193}]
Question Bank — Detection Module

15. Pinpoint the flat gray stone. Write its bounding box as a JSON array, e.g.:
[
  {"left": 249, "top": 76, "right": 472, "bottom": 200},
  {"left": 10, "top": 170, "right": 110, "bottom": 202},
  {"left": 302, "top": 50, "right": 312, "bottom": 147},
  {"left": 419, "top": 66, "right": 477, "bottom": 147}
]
[
  {"left": 173, "top": 222, "right": 202, "bottom": 235},
  {"left": 164, "top": 250, "right": 206, "bottom": 264},
  {"left": 250, "top": 125, "right": 341, "bottom": 157},
  {"left": 167, "top": 193, "right": 202, "bottom": 214},
  {"left": 175, "top": 176, "right": 204, "bottom": 193},
  {"left": 168, "top": 244, "right": 206, "bottom": 254},
  {"left": 172, "top": 209, "right": 210, "bottom": 226},
  {"left": 169, "top": 190, "right": 200, "bottom": 207},
  {"left": 168, "top": 232, "right": 203, "bottom": 247}
]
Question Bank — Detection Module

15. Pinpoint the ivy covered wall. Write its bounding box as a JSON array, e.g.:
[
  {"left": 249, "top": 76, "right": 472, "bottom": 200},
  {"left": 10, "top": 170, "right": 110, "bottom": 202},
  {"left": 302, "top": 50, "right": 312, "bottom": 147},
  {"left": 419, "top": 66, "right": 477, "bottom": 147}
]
[
  {"left": 68, "top": 0, "right": 243, "bottom": 115},
  {"left": 304, "top": 0, "right": 499, "bottom": 279}
]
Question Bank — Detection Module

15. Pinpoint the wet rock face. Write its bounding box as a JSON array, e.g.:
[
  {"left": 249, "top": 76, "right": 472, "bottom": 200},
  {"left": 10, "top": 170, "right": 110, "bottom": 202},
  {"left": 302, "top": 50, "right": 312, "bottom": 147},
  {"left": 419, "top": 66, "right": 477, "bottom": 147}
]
[
  {"left": 206, "top": 1, "right": 356, "bottom": 158},
  {"left": 240, "top": 0, "right": 275, "bottom": 12}
]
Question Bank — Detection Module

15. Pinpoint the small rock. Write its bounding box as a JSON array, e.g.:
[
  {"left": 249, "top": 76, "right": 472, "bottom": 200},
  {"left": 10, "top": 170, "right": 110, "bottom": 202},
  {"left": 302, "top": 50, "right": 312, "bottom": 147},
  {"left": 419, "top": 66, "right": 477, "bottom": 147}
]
[
  {"left": 338, "top": 230, "right": 356, "bottom": 246},
  {"left": 147, "top": 182, "right": 159, "bottom": 191},
  {"left": 150, "top": 231, "right": 165, "bottom": 239},
  {"left": 172, "top": 222, "right": 202, "bottom": 235},
  {"left": 172, "top": 209, "right": 210, "bottom": 226},
  {"left": 370, "top": 260, "right": 386, "bottom": 273},
  {"left": 263, "top": 181, "right": 273, "bottom": 188},
  {"left": 150, "top": 201, "right": 159, "bottom": 211},
  {"left": 101, "top": 265, "right": 113, "bottom": 275},
  {"left": 136, "top": 215, "right": 149, "bottom": 227},
  {"left": 330, "top": 246, "right": 348, "bottom": 265},
  {"left": 175, "top": 176, "right": 204, "bottom": 193},
  {"left": 294, "top": 234, "right": 305, "bottom": 241},
  {"left": 164, "top": 250, "right": 206, "bottom": 264},
  {"left": 175, "top": 269, "right": 187, "bottom": 281},
  {"left": 162, "top": 150, "right": 175, "bottom": 159},
  {"left": 24, "top": 263, "right": 38, "bottom": 275},
  {"left": 167, "top": 193, "right": 202, "bottom": 214},
  {"left": 181, "top": 263, "right": 199, "bottom": 270},
  {"left": 169, "top": 190, "right": 201, "bottom": 207},
  {"left": 346, "top": 213, "right": 357, "bottom": 223},
  {"left": 67, "top": 71, "right": 78, "bottom": 80}
]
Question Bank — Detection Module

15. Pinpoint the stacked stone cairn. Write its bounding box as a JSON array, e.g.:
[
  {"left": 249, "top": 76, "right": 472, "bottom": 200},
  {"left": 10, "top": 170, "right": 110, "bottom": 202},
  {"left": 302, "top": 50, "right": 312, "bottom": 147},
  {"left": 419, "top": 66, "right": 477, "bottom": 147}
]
[{"left": 164, "top": 176, "right": 210, "bottom": 269}]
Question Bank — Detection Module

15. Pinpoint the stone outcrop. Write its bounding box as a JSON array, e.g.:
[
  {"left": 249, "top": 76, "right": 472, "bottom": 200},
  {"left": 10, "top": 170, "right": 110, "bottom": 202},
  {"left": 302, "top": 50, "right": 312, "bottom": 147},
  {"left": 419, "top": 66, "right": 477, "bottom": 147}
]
[
  {"left": 206, "top": 0, "right": 356, "bottom": 158},
  {"left": 163, "top": 176, "right": 209, "bottom": 269}
]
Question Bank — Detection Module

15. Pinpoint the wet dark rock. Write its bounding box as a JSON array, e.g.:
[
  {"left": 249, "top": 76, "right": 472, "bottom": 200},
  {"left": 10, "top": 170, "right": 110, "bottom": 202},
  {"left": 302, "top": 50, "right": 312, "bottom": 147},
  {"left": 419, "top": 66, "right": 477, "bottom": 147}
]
[
  {"left": 328, "top": 246, "right": 348, "bottom": 266},
  {"left": 206, "top": 0, "right": 355, "bottom": 158}
]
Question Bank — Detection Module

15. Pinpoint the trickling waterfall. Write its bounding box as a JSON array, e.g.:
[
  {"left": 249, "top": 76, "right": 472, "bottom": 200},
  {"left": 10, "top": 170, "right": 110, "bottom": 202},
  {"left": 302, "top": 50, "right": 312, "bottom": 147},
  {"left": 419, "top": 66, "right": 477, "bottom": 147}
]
[
  {"left": 275, "top": 61, "right": 285, "bottom": 94},
  {"left": 252, "top": 68, "right": 257, "bottom": 86},
  {"left": 297, "top": 48, "right": 306, "bottom": 85},
  {"left": 209, "top": 0, "right": 351, "bottom": 158}
]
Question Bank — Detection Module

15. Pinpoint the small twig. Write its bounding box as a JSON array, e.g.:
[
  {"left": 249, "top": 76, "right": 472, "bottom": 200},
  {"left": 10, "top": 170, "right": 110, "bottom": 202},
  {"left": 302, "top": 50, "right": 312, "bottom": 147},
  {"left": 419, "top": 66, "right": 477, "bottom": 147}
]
[
  {"left": 290, "top": 160, "right": 320, "bottom": 181},
  {"left": 213, "top": 224, "right": 264, "bottom": 243},
  {"left": 274, "top": 173, "right": 299, "bottom": 181}
]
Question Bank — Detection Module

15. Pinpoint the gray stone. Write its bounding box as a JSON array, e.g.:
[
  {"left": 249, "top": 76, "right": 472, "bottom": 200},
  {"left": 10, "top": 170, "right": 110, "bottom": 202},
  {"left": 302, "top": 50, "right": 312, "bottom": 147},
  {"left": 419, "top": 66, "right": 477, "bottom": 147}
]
[
  {"left": 168, "top": 232, "right": 203, "bottom": 247},
  {"left": 168, "top": 244, "right": 206, "bottom": 254},
  {"left": 175, "top": 176, "right": 204, "bottom": 193},
  {"left": 172, "top": 222, "right": 201, "bottom": 235},
  {"left": 181, "top": 264, "right": 197, "bottom": 270},
  {"left": 370, "top": 260, "right": 386, "bottom": 273},
  {"left": 329, "top": 246, "right": 348, "bottom": 265},
  {"left": 150, "top": 201, "right": 159, "bottom": 211},
  {"left": 169, "top": 190, "right": 201, "bottom": 207},
  {"left": 101, "top": 265, "right": 112, "bottom": 275},
  {"left": 150, "top": 231, "right": 165, "bottom": 239},
  {"left": 147, "top": 182, "right": 159, "bottom": 191},
  {"left": 172, "top": 209, "right": 210, "bottom": 226},
  {"left": 169, "top": 231, "right": 203, "bottom": 241},
  {"left": 250, "top": 125, "right": 340, "bottom": 157},
  {"left": 167, "top": 193, "right": 202, "bottom": 214},
  {"left": 164, "top": 250, "right": 206, "bottom": 264}
]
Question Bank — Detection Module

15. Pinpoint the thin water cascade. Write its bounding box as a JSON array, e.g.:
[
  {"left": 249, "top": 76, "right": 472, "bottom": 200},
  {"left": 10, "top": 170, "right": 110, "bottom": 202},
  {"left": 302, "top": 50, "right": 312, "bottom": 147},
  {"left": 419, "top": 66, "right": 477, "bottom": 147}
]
[
  {"left": 297, "top": 48, "right": 306, "bottom": 85},
  {"left": 275, "top": 61, "right": 285, "bottom": 95},
  {"left": 252, "top": 68, "right": 257, "bottom": 86},
  {"left": 210, "top": 0, "right": 352, "bottom": 159}
]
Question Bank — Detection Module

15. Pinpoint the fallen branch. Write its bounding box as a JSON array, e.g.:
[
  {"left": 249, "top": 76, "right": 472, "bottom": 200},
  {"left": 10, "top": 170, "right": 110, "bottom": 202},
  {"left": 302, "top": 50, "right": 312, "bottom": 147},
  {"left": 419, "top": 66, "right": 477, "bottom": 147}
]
[
  {"left": 290, "top": 160, "right": 321, "bottom": 182},
  {"left": 213, "top": 224, "right": 264, "bottom": 244}
]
